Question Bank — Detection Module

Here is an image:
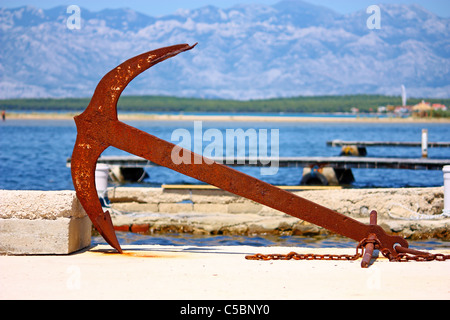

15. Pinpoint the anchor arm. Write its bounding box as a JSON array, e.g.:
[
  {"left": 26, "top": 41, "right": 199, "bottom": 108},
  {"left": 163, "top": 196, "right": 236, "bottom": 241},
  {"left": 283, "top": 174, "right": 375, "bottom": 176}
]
[
  {"left": 71, "top": 134, "right": 121, "bottom": 252},
  {"left": 71, "top": 44, "right": 196, "bottom": 252},
  {"left": 81, "top": 43, "right": 197, "bottom": 121}
]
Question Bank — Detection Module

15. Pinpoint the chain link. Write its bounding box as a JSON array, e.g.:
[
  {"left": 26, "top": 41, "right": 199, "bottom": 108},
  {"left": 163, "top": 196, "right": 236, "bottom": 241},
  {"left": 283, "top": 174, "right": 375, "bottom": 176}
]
[
  {"left": 245, "top": 248, "right": 363, "bottom": 262},
  {"left": 381, "top": 248, "right": 450, "bottom": 262},
  {"left": 245, "top": 238, "right": 450, "bottom": 263},
  {"left": 245, "top": 252, "right": 363, "bottom": 261}
]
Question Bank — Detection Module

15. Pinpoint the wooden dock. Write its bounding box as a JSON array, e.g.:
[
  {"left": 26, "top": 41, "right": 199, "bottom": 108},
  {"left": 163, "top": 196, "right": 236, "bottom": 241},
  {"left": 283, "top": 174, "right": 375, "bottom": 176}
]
[
  {"left": 67, "top": 155, "right": 450, "bottom": 171},
  {"left": 327, "top": 140, "right": 450, "bottom": 148},
  {"left": 327, "top": 135, "right": 450, "bottom": 157}
]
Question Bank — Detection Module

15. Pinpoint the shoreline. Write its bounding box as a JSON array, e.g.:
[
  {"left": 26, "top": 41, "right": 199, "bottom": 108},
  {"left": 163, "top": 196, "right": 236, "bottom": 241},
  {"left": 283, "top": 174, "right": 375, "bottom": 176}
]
[
  {"left": 107, "top": 186, "right": 450, "bottom": 241},
  {"left": 4, "top": 111, "right": 450, "bottom": 123}
]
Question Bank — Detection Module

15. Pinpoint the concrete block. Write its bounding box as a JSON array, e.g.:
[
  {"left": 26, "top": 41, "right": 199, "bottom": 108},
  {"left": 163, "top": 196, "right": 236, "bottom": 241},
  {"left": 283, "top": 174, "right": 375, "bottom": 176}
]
[
  {"left": 0, "top": 217, "right": 91, "bottom": 255},
  {"left": 193, "top": 203, "right": 228, "bottom": 213},
  {"left": 159, "top": 203, "right": 193, "bottom": 213},
  {"left": 228, "top": 202, "right": 262, "bottom": 214},
  {"left": 111, "top": 202, "right": 159, "bottom": 213},
  {"left": 108, "top": 187, "right": 191, "bottom": 204},
  {"left": 0, "top": 190, "right": 91, "bottom": 255},
  {"left": 259, "top": 205, "right": 287, "bottom": 216},
  {"left": 0, "top": 190, "right": 87, "bottom": 220},
  {"left": 191, "top": 189, "right": 240, "bottom": 204}
]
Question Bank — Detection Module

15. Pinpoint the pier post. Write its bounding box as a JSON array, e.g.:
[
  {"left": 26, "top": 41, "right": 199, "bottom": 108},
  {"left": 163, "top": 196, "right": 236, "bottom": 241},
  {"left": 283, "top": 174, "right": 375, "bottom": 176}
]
[
  {"left": 95, "top": 164, "right": 109, "bottom": 197},
  {"left": 421, "top": 129, "right": 428, "bottom": 158},
  {"left": 444, "top": 166, "right": 450, "bottom": 217}
]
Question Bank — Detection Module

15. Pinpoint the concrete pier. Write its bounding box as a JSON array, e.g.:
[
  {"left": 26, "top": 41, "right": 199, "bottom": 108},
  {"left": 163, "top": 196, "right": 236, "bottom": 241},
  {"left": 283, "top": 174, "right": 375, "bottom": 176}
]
[
  {"left": 1, "top": 187, "right": 448, "bottom": 257},
  {"left": 1, "top": 244, "right": 449, "bottom": 300},
  {"left": 1, "top": 188, "right": 449, "bottom": 300}
]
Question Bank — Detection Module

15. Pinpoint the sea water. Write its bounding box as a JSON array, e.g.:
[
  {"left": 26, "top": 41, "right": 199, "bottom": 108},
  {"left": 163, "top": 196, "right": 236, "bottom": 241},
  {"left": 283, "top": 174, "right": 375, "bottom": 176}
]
[{"left": 1, "top": 117, "right": 449, "bottom": 190}]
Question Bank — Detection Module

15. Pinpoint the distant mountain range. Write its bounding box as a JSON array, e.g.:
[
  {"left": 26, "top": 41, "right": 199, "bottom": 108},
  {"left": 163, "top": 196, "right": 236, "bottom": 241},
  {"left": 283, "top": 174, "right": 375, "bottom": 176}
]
[{"left": 1, "top": 1, "right": 449, "bottom": 100}]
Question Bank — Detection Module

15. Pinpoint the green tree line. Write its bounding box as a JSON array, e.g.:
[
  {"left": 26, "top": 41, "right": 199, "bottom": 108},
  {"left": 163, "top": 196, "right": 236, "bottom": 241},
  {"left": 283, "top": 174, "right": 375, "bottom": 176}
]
[{"left": 1, "top": 95, "right": 449, "bottom": 114}]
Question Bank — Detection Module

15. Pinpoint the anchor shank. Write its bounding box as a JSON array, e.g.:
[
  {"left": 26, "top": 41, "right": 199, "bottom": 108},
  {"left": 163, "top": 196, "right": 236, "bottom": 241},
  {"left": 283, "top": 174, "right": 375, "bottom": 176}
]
[{"left": 109, "top": 120, "right": 378, "bottom": 243}]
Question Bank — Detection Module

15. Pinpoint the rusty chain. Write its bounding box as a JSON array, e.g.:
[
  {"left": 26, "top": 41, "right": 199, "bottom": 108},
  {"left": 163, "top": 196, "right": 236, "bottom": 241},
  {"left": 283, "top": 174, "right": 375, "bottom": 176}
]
[
  {"left": 245, "top": 239, "right": 366, "bottom": 262},
  {"left": 381, "top": 246, "right": 450, "bottom": 262},
  {"left": 245, "top": 237, "right": 450, "bottom": 263},
  {"left": 245, "top": 251, "right": 362, "bottom": 261}
]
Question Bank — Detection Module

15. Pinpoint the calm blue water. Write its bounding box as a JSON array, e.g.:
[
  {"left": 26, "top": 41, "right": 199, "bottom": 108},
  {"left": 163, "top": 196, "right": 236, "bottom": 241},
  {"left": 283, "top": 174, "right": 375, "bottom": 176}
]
[
  {"left": 92, "top": 232, "right": 449, "bottom": 251},
  {"left": 1, "top": 116, "right": 449, "bottom": 249},
  {"left": 1, "top": 117, "right": 449, "bottom": 190}
]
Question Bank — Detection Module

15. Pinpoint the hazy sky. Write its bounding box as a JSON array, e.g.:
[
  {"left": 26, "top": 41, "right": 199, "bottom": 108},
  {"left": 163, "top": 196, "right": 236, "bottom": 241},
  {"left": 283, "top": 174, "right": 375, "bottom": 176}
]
[{"left": 2, "top": 0, "right": 450, "bottom": 17}]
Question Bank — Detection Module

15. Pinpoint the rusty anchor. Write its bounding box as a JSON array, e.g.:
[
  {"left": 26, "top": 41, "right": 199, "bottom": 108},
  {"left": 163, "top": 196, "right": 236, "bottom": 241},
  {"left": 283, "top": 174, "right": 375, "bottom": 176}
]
[{"left": 71, "top": 43, "right": 410, "bottom": 262}]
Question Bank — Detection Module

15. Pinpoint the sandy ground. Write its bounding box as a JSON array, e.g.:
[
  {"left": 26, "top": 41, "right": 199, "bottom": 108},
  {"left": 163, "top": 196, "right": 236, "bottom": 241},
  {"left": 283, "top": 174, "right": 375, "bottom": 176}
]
[{"left": 1, "top": 244, "right": 449, "bottom": 300}]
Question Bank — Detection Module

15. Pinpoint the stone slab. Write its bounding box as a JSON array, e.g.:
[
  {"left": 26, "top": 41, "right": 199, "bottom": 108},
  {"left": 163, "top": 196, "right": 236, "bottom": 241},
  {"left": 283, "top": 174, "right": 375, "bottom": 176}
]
[
  {"left": 0, "top": 217, "right": 91, "bottom": 255},
  {"left": 0, "top": 190, "right": 87, "bottom": 220},
  {"left": 107, "top": 186, "right": 445, "bottom": 219},
  {"left": 108, "top": 187, "right": 450, "bottom": 239},
  {"left": 0, "top": 190, "right": 91, "bottom": 254}
]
